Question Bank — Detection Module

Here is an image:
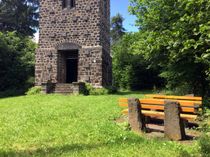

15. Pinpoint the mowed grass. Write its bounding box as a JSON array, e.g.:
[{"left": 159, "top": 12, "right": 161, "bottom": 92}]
[{"left": 0, "top": 92, "right": 200, "bottom": 157}]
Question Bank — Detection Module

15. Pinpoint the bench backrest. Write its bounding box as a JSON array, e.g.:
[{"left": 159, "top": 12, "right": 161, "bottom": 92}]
[
  {"left": 119, "top": 97, "right": 202, "bottom": 114},
  {"left": 145, "top": 94, "right": 202, "bottom": 101}
]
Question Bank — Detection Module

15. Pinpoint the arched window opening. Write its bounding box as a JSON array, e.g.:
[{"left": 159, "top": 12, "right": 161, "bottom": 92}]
[{"left": 63, "top": 0, "right": 75, "bottom": 9}]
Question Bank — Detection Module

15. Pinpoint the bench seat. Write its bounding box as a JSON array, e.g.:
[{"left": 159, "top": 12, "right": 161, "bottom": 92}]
[
  {"left": 119, "top": 95, "right": 202, "bottom": 122},
  {"left": 122, "top": 109, "right": 198, "bottom": 121}
]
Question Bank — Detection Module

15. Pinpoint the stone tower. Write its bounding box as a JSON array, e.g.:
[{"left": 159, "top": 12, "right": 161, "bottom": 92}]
[{"left": 35, "top": 0, "right": 112, "bottom": 93}]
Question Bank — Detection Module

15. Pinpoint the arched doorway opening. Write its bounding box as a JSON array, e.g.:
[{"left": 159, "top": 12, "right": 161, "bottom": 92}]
[{"left": 57, "top": 42, "right": 80, "bottom": 83}]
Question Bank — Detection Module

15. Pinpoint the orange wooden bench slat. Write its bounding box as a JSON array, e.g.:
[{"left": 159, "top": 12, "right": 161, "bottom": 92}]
[
  {"left": 122, "top": 109, "right": 198, "bottom": 121},
  {"left": 140, "top": 99, "right": 201, "bottom": 106},
  {"left": 142, "top": 105, "right": 195, "bottom": 113},
  {"left": 145, "top": 94, "right": 202, "bottom": 101},
  {"left": 119, "top": 98, "right": 129, "bottom": 103},
  {"left": 120, "top": 104, "right": 196, "bottom": 113},
  {"left": 119, "top": 98, "right": 202, "bottom": 107}
]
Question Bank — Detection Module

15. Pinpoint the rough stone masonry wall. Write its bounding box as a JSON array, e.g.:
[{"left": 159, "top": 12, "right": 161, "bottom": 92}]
[
  {"left": 100, "top": 0, "right": 112, "bottom": 86},
  {"left": 36, "top": 0, "right": 112, "bottom": 87},
  {"left": 78, "top": 46, "right": 103, "bottom": 87}
]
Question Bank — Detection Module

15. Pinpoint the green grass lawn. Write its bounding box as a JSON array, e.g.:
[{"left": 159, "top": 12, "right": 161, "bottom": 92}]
[{"left": 0, "top": 92, "right": 203, "bottom": 157}]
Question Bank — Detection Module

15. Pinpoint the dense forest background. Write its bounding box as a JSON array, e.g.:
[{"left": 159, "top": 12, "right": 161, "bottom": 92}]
[
  {"left": 0, "top": 0, "right": 38, "bottom": 96},
  {"left": 111, "top": 0, "right": 210, "bottom": 97},
  {"left": 0, "top": 0, "right": 209, "bottom": 97}
]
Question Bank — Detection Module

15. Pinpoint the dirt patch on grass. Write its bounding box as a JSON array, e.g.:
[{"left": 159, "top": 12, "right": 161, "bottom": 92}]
[{"left": 115, "top": 116, "right": 201, "bottom": 144}]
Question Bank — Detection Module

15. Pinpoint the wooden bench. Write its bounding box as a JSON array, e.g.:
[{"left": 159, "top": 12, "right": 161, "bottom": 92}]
[
  {"left": 118, "top": 95, "right": 203, "bottom": 140},
  {"left": 119, "top": 95, "right": 202, "bottom": 121}
]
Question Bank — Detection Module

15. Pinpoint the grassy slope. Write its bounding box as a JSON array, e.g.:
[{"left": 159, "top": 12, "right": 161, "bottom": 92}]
[{"left": 0, "top": 92, "right": 199, "bottom": 157}]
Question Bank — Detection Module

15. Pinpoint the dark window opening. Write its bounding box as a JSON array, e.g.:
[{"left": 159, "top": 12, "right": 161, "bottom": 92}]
[
  {"left": 63, "top": 0, "right": 75, "bottom": 9},
  {"left": 70, "top": 0, "right": 75, "bottom": 8},
  {"left": 63, "top": 0, "right": 66, "bottom": 8},
  {"left": 66, "top": 51, "right": 78, "bottom": 83}
]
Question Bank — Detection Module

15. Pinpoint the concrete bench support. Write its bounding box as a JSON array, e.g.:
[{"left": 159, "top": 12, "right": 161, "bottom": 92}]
[
  {"left": 164, "top": 101, "right": 186, "bottom": 141},
  {"left": 128, "top": 98, "right": 146, "bottom": 132}
]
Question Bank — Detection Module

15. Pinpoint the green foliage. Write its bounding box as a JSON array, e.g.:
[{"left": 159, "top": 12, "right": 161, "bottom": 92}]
[
  {"left": 197, "top": 109, "right": 210, "bottom": 132},
  {"left": 106, "top": 86, "right": 118, "bottom": 94},
  {"left": 199, "top": 123, "right": 210, "bottom": 133},
  {"left": 26, "top": 86, "right": 42, "bottom": 95},
  {"left": 89, "top": 88, "right": 109, "bottom": 95},
  {"left": 110, "top": 13, "right": 126, "bottom": 43},
  {"left": 116, "top": 121, "right": 131, "bottom": 131},
  {"left": 0, "top": 0, "right": 39, "bottom": 36},
  {"left": 84, "top": 84, "right": 117, "bottom": 95},
  {"left": 0, "top": 31, "right": 36, "bottom": 94},
  {"left": 112, "top": 33, "right": 163, "bottom": 90},
  {"left": 0, "top": 0, "right": 38, "bottom": 96},
  {"left": 203, "top": 98, "right": 210, "bottom": 108},
  {"left": 84, "top": 83, "right": 109, "bottom": 95},
  {"left": 198, "top": 134, "right": 210, "bottom": 157},
  {"left": 129, "top": 0, "right": 210, "bottom": 96}
]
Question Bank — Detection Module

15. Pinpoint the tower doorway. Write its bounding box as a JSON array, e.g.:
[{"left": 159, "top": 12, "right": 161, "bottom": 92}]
[
  {"left": 57, "top": 50, "right": 78, "bottom": 83},
  {"left": 66, "top": 53, "right": 78, "bottom": 83}
]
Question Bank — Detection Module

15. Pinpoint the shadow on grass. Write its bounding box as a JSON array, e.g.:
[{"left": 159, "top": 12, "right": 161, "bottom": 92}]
[
  {"left": 0, "top": 137, "right": 145, "bottom": 157},
  {"left": 0, "top": 90, "right": 25, "bottom": 99},
  {"left": 0, "top": 143, "right": 103, "bottom": 157}
]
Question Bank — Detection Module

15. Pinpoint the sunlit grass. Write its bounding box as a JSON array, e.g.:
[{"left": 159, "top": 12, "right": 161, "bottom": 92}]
[{"left": 0, "top": 92, "right": 200, "bottom": 157}]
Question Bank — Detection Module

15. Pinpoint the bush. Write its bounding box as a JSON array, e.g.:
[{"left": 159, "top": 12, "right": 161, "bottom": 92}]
[
  {"left": 203, "top": 98, "right": 210, "bottom": 109},
  {"left": 84, "top": 84, "right": 117, "bottom": 95},
  {"left": 198, "top": 134, "right": 210, "bottom": 157},
  {"left": 90, "top": 88, "right": 109, "bottom": 95},
  {"left": 26, "top": 86, "right": 42, "bottom": 95},
  {"left": 84, "top": 84, "right": 108, "bottom": 95}
]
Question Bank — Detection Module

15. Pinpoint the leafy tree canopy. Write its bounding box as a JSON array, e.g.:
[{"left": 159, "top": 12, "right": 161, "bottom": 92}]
[
  {"left": 112, "top": 32, "right": 163, "bottom": 90},
  {"left": 129, "top": 0, "right": 210, "bottom": 96},
  {"left": 0, "top": 31, "right": 36, "bottom": 92}
]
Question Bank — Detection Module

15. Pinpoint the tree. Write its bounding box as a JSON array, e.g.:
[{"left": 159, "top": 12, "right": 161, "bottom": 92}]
[
  {"left": 0, "top": 0, "right": 39, "bottom": 36},
  {"left": 110, "top": 13, "right": 126, "bottom": 43},
  {"left": 112, "top": 33, "right": 163, "bottom": 90},
  {"left": 129, "top": 0, "right": 210, "bottom": 96},
  {"left": 0, "top": 31, "right": 36, "bottom": 93},
  {"left": 111, "top": 14, "right": 162, "bottom": 90}
]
